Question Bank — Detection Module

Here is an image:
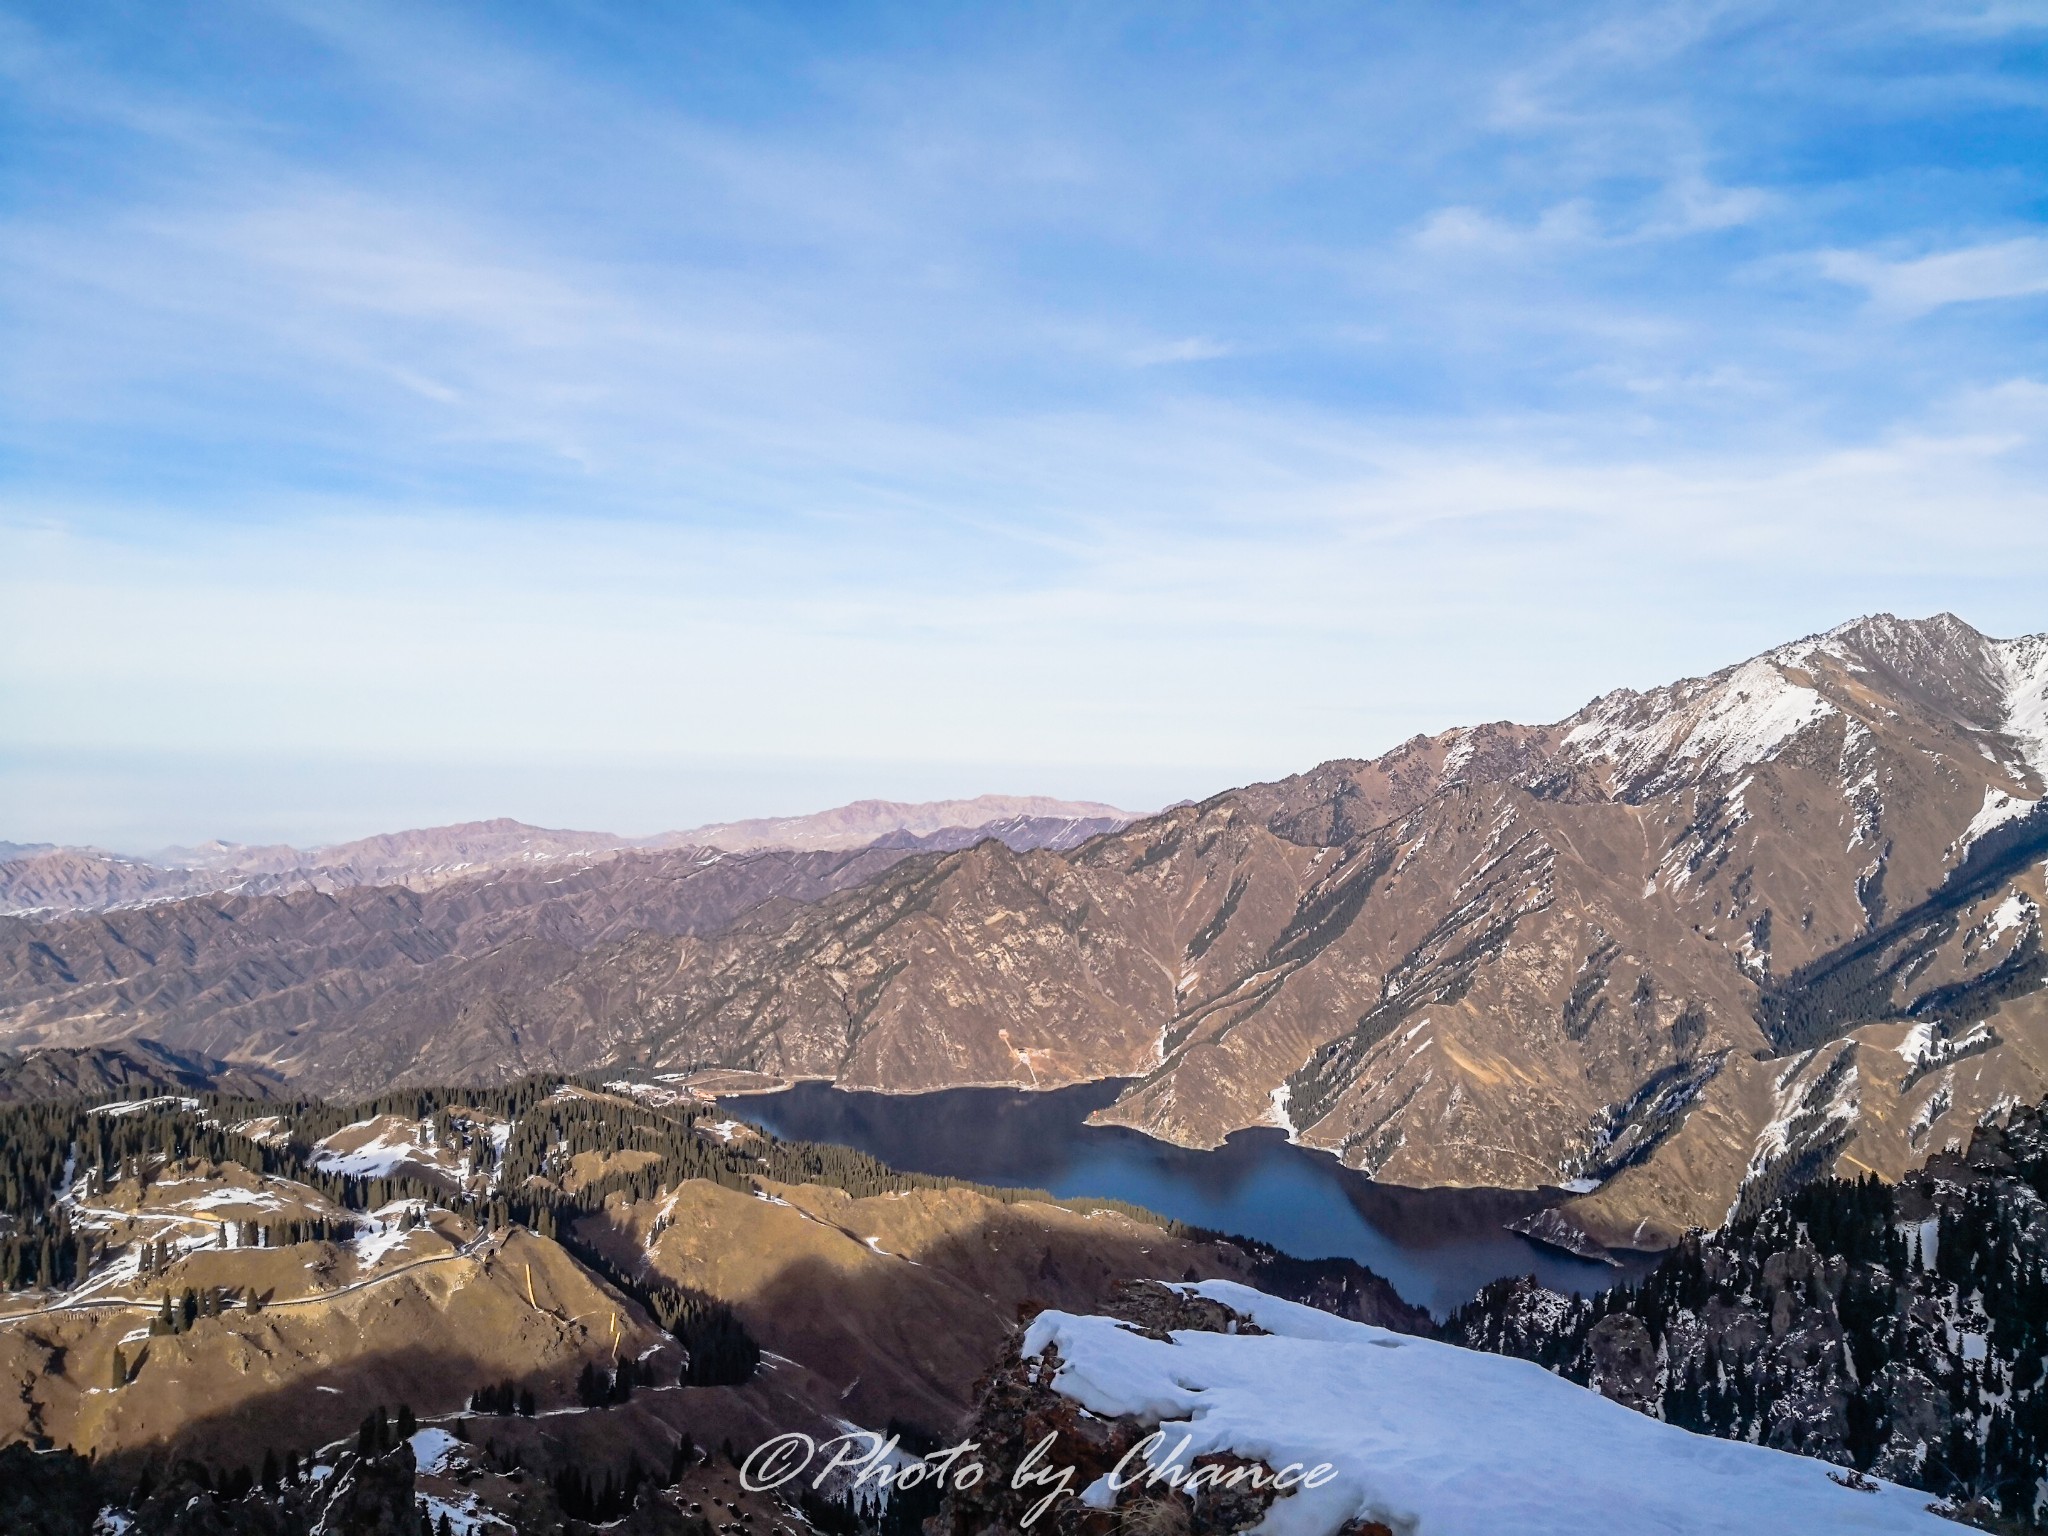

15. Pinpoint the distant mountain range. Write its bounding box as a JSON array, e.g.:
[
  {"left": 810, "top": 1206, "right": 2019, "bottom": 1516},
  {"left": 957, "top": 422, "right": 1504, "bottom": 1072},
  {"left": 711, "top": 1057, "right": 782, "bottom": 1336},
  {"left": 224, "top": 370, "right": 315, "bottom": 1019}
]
[
  {"left": 4, "top": 613, "right": 2045, "bottom": 1252},
  {"left": 0, "top": 796, "right": 1135, "bottom": 916},
  {"left": 673, "top": 795, "right": 1131, "bottom": 853}
]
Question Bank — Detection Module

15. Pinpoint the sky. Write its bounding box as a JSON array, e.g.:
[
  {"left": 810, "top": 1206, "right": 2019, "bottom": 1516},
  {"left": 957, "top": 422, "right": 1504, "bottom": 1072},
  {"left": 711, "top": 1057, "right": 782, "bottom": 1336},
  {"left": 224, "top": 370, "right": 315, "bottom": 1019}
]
[{"left": 2, "top": 1, "right": 2045, "bottom": 850}]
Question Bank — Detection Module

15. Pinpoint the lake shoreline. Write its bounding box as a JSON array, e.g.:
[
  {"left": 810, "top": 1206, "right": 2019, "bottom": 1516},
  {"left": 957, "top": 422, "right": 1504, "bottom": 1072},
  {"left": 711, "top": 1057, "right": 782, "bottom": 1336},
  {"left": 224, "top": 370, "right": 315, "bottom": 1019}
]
[{"left": 721, "top": 1079, "right": 1656, "bottom": 1317}]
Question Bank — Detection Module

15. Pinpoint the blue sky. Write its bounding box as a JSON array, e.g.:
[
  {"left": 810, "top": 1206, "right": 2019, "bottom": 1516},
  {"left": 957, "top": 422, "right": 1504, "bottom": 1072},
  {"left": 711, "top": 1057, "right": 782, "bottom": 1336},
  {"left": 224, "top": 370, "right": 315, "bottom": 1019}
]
[{"left": 3, "top": 1, "right": 2045, "bottom": 849}]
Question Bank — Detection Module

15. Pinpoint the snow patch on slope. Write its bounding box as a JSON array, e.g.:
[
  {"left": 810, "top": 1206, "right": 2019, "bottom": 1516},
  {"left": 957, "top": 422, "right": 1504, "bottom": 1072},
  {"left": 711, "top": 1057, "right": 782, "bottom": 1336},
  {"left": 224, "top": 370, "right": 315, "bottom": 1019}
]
[
  {"left": 1958, "top": 785, "right": 2038, "bottom": 855},
  {"left": 310, "top": 1118, "right": 442, "bottom": 1178},
  {"left": 1898, "top": 1022, "right": 1996, "bottom": 1078},
  {"left": 1985, "top": 892, "right": 2036, "bottom": 946},
  {"left": 1268, "top": 1083, "right": 1297, "bottom": 1142},
  {"left": 1896, "top": 1023, "right": 1938, "bottom": 1067},
  {"left": 1563, "top": 657, "right": 1835, "bottom": 787},
  {"left": 92, "top": 1097, "right": 200, "bottom": 1118},
  {"left": 1023, "top": 1279, "right": 1949, "bottom": 1535},
  {"left": 350, "top": 1203, "right": 429, "bottom": 1266},
  {"left": 408, "top": 1428, "right": 462, "bottom": 1475},
  {"left": 1991, "top": 633, "right": 2048, "bottom": 782}
]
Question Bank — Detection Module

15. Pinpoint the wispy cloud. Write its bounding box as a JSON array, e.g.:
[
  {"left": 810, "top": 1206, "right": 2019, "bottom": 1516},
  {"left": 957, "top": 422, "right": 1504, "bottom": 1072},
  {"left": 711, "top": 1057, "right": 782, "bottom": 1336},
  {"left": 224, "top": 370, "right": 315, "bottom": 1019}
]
[
  {"left": 1819, "top": 237, "right": 2048, "bottom": 317},
  {"left": 1125, "top": 336, "right": 1236, "bottom": 367},
  {"left": 1410, "top": 174, "right": 1771, "bottom": 256},
  {"left": 1412, "top": 202, "right": 1601, "bottom": 256}
]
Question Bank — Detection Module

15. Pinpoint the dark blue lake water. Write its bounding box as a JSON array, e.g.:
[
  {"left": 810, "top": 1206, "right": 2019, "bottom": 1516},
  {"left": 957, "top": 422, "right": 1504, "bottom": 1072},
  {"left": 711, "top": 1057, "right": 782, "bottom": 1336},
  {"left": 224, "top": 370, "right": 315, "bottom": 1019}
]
[{"left": 721, "top": 1078, "right": 1647, "bottom": 1317}]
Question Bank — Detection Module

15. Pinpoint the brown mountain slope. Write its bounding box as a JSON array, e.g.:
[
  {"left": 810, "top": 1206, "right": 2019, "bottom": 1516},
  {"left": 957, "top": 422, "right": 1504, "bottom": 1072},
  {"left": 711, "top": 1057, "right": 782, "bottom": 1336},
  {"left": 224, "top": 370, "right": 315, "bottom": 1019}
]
[
  {"left": 0, "top": 845, "right": 917, "bottom": 1076},
  {"left": 4, "top": 613, "right": 2045, "bottom": 1246},
  {"left": 0, "top": 1040, "right": 284, "bottom": 1103},
  {"left": 569, "top": 1176, "right": 1423, "bottom": 1436}
]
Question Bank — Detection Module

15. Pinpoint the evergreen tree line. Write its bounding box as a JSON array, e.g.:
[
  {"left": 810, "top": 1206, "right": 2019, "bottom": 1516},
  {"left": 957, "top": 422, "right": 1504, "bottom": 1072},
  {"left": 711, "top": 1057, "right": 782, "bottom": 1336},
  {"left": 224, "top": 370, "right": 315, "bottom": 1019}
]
[
  {"left": 574, "top": 1354, "right": 658, "bottom": 1406},
  {"left": 149, "top": 1283, "right": 264, "bottom": 1335},
  {"left": 1754, "top": 804, "right": 2048, "bottom": 1056},
  {"left": 553, "top": 1455, "right": 649, "bottom": 1521},
  {"left": 547, "top": 1213, "right": 763, "bottom": 1388},
  {"left": 799, "top": 1474, "right": 947, "bottom": 1536},
  {"left": 493, "top": 1077, "right": 1178, "bottom": 1230},
  {"left": 0, "top": 1095, "right": 403, "bottom": 1215},
  {"left": 0, "top": 1204, "right": 94, "bottom": 1289},
  {"left": 466, "top": 1379, "right": 536, "bottom": 1416},
  {"left": 1451, "top": 1100, "right": 2048, "bottom": 1528},
  {"left": 355, "top": 1403, "right": 418, "bottom": 1457},
  {"left": 649, "top": 1284, "right": 763, "bottom": 1387}
]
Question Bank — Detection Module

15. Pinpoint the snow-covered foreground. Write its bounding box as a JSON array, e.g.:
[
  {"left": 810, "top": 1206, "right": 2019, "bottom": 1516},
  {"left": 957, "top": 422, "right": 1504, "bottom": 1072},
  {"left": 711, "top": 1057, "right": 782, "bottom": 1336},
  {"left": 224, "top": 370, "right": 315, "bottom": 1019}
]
[{"left": 1024, "top": 1280, "right": 1953, "bottom": 1536}]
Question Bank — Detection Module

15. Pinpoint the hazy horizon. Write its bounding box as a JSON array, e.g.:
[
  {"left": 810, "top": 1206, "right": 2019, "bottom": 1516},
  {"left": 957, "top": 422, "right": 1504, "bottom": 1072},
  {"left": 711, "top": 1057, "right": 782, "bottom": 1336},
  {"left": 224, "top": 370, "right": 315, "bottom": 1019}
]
[
  {"left": 12, "top": 604, "right": 2047, "bottom": 853},
  {"left": 4, "top": 4, "right": 2044, "bottom": 849},
  {"left": 0, "top": 751, "right": 1199, "bottom": 855}
]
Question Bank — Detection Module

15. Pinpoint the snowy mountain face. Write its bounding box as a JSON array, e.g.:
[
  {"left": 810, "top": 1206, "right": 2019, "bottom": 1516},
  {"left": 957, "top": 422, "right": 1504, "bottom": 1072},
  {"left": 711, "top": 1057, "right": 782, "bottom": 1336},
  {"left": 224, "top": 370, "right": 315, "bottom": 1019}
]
[
  {"left": 1552, "top": 614, "right": 2048, "bottom": 799},
  {"left": 938, "top": 1279, "right": 1954, "bottom": 1536}
]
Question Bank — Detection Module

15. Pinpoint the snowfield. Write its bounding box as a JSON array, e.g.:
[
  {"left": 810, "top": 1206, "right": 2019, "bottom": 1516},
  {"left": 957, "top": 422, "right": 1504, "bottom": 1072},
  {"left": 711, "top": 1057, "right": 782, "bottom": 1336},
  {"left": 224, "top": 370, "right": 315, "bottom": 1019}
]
[{"left": 1023, "top": 1280, "right": 1953, "bottom": 1535}]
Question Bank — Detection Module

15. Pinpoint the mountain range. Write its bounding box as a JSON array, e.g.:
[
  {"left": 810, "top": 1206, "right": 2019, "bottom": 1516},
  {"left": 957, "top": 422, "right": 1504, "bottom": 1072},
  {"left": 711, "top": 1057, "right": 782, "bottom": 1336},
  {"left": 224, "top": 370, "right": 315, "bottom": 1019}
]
[
  {"left": 0, "top": 796, "right": 1133, "bottom": 916},
  {"left": 3, "top": 612, "right": 2045, "bottom": 1252}
]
